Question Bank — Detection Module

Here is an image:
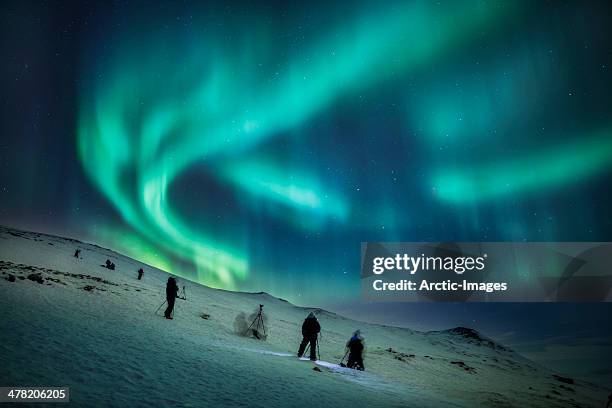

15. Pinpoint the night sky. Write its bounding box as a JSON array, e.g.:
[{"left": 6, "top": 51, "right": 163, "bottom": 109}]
[{"left": 1, "top": 1, "right": 611, "bottom": 384}]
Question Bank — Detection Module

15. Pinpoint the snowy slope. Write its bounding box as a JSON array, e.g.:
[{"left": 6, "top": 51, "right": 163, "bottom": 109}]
[{"left": 0, "top": 225, "right": 607, "bottom": 407}]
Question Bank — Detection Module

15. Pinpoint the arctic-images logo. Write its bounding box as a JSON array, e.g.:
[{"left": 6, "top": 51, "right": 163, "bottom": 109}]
[{"left": 372, "top": 253, "right": 487, "bottom": 275}]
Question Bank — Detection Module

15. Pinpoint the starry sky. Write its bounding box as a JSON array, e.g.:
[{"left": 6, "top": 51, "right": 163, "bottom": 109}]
[{"left": 1, "top": 0, "right": 611, "bottom": 383}]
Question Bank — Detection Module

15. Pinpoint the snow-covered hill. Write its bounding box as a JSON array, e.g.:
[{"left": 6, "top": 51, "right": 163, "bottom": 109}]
[{"left": 0, "top": 225, "right": 606, "bottom": 407}]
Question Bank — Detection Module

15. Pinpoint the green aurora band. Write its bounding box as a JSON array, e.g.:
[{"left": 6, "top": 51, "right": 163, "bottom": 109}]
[
  {"left": 433, "top": 129, "right": 612, "bottom": 203},
  {"left": 77, "top": 1, "right": 612, "bottom": 290}
]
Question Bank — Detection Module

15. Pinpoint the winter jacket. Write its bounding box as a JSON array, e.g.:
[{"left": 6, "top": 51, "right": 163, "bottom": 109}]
[
  {"left": 302, "top": 317, "right": 321, "bottom": 337},
  {"left": 166, "top": 278, "right": 179, "bottom": 300},
  {"left": 347, "top": 336, "right": 364, "bottom": 354}
]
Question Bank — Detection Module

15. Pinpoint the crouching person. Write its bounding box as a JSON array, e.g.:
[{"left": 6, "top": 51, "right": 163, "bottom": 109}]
[{"left": 346, "top": 330, "right": 365, "bottom": 371}]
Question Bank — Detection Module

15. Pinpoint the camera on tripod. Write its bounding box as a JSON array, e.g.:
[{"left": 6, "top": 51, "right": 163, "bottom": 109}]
[{"left": 245, "top": 304, "right": 267, "bottom": 340}]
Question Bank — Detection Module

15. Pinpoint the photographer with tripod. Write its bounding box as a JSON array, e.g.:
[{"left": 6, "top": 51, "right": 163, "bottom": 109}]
[
  {"left": 297, "top": 312, "right": 320, "bottom": 361},
  {"left": 164, "top": 276, "right": 181, "bottom": 319}
]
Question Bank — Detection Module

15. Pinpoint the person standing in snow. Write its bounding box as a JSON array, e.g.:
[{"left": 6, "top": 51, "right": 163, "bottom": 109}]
[
  {"left": 346, "top": 330, "right": 365, "bottom": 371},
  {"left": 73, "top": 249, "right": 81, "bottom": 258},
  {"left": 297, "top": 312, "right": 320, "bottom": 361},
  {"left": 164, "top": 277, "right": 180, "bottom": 319},
  {"left": 137, "top": 268, "right": 144, "bottom": 280}
]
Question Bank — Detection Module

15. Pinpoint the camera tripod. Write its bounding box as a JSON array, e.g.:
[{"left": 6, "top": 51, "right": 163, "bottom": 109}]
[{"left": 245, "top": 304, "right": 266, "bottom": 339}]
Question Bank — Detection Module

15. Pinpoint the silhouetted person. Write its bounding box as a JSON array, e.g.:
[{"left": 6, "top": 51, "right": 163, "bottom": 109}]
[
  {"left": 606, "top": 392, "right": 612, "bottom": 408},
  {"left": 297, "top": 312, "right": 320, "bottom": 361},
  {"left": 164, "top": 277, "right": 179, "bottom": 319},
  {"left": 105, "top": 259, "right": 112, "bottom": 269},
  {"left": 346, "top": 330, "right": 365, "bottom": 371},
  {"left": 74, "top": 249, "right": 81, "bottom": 258},
  {"left": 137, "top": 268, "right": 144, "bottom": 280}
]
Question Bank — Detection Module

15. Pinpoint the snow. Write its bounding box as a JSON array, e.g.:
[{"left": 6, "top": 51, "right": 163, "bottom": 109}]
[{"left": 0, "top": 225, "right": 607, "bottom": 407}]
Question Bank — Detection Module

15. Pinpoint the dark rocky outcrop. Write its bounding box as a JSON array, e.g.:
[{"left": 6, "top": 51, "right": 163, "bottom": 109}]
[
  {"left": 27, "top": 273, "right": 44, "bottom": 284},
  {"left": 552, "top": 374, "right": 574, "bottom": 385}
]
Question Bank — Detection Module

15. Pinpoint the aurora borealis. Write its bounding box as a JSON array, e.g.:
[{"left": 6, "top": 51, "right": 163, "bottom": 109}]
[
  {"left": 77, "top": 1, "right": 523, "bottom": 289},
  {"left": 2, "top": 0, "right": 612, "bottom": 306},
  {"left": 2, "top": 0, "right": 612, "bottom": 385}
]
